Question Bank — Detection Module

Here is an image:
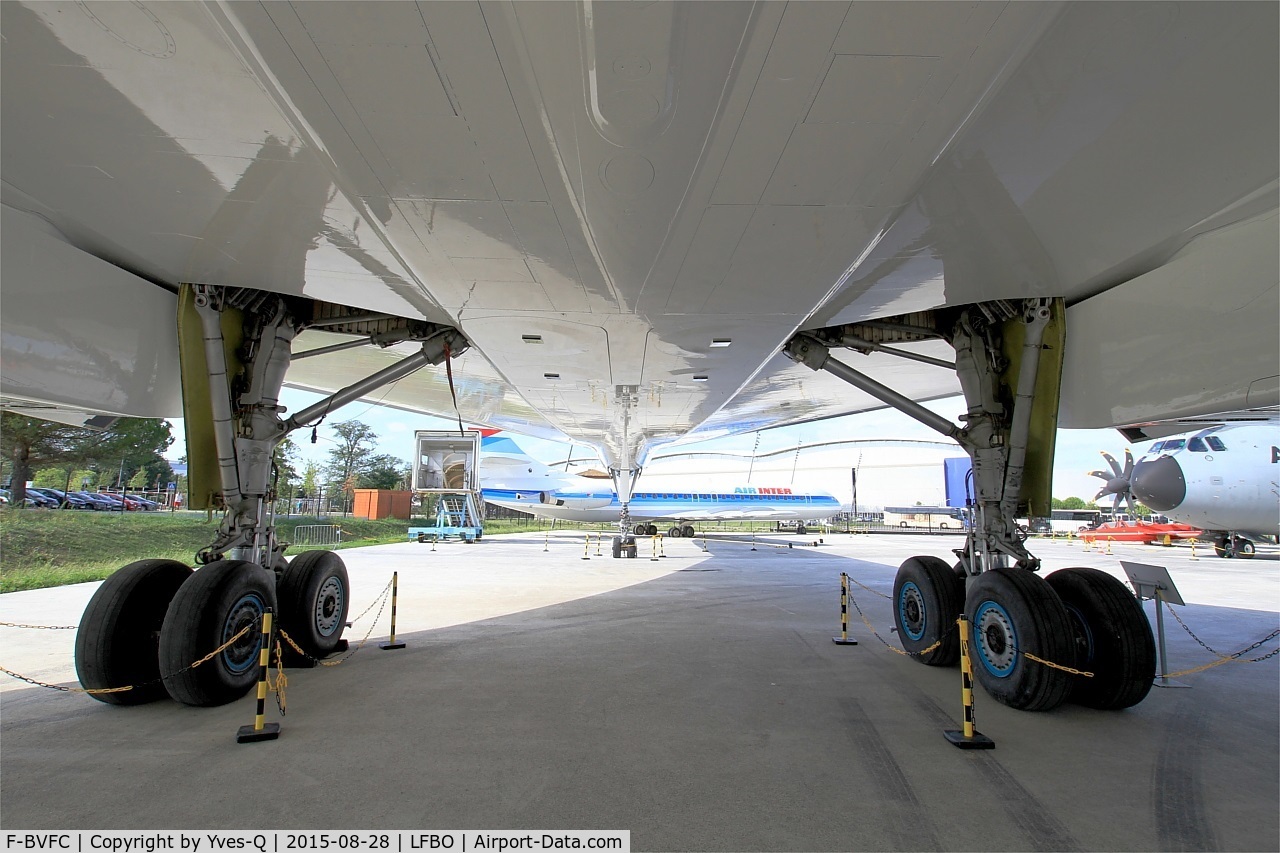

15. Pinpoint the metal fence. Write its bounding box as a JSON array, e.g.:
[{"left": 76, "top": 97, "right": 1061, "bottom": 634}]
[{"left": 292, "top": 524, "right": 342, "bottom": 547}]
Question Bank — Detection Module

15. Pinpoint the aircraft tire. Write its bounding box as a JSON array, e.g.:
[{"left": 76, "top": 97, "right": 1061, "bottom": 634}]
[
  {"left": 159, "top": 560, "right": 276, "bottom": 707},
  {"left": 892, "top": 556, "right": 963, "bottom": 666},
  {"left": 633, "top": 524, "right": 647, "bottom": 536},
  {"left": 965, "top": 567, "right": 1076, "bottom": 712},
  {"left": 612, "top": 536, "right": 622, "bottom": 558},
  {"left": 796, "top": 524, "right": 807, "bottom": 535},
  {"left": 681, "top": 524, "right": 695, "bottom": 538},
  {"left": 668, "top": 526, "right": 681, "bottom": 538},
  {"left": 1046, "top": 567, "right": 1155, "bottom": 709},
  {"left": 277, "top": 551, "right": 349, "bottom": 659},
  {"left": 74, "top": 559, "right": 193, "bottom": 704}
]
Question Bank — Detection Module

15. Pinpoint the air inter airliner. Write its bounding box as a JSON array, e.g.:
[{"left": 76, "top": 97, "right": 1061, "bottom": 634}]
[
  {"left": 5, "top": 2, "right": 1275, "bottom": 714},
  {"left": 478, "top": 434, "right": 840, "bottom": 537}
]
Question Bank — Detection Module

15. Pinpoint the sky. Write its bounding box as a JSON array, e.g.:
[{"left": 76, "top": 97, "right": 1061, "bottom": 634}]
[{"left": 166, "top": 388, "right": 1130, "bottom": 509}]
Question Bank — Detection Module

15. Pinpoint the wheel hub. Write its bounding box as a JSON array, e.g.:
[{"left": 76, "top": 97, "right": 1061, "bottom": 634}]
[
  {"left": 898, "top": 582, "right": 926, "bottom": 641},
  {"left": 314, "top": 576, "right": 345, "bottom": 637},
  {"left": 222, "top": 594, "right": 265, "bottom": 674},
  {"left": 973, "top": 601, "right": 1016, "bottom": 676}
]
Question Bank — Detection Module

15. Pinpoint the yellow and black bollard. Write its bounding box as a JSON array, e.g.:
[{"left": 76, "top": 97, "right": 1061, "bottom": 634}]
[
  {"left": 596, "top": 534, "right": 603, "bottom": 557},
  {"left": 1106, "top": 536, "right": 1113, "bottom": 555},
  {"left": 832, "top": 573, "right": 858, "bottom": 645},
  {"left": 651, "top": 535, "right": 660, "bottom": 561},
  {"left": 379, "top": 572, "right": 406, "bottom": 650},
  {"left": 544, "top": 531, "right": 549, "bottom": 552},
  {"left": 237, "top": 608, "right": 281, "bottom": 743},
  {"left": 943, "top": 616, "right": 994, "bottom": 749},
  {"left": 1189, "top": 538, "right": 1198, "bottom": 560},
  {"left": 658, "top": 534, "right": 666, "bottom": 559},
  {"left": 582, "top": 534, "right": 592, "bottom": 560}
]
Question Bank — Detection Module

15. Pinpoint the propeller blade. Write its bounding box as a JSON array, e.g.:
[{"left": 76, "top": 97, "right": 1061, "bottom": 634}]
[
  {"left": 1126, "top": 493, "right": 1137, "bottom": 515},
  {"left": 1087, "top": 470, "right": 1110, "bottom": 480},
  {"left": 1094, "top": 487, "right": 1109, "bottom": 501},
  {"left": 1113, "top": 493, "right": 1122, "bottom": 512},
  {"left": 1123, "top": 449, "right": 1134, "bottom": 478},
  {"left": 1101, "top": 452, "right": 1123, "bottom": 478}
]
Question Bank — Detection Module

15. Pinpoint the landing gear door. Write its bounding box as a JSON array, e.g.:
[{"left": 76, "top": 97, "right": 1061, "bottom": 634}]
[{"left": 1000, "top": 297, "right": 1066, "bottom": 519}]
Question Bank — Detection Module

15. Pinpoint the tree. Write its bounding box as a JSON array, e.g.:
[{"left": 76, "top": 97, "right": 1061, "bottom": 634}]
[
  {"left": 323, "top": 420, "right": 379, "bottom": 495},
  {"left": 363, "top": 454, "right": 410, "bottom": 490},
  {"left": 1, "top": 414, "right": 173, "bottom": 505},
  {"left": 273, "top": 435, "right": 302, "bottom": 496}
]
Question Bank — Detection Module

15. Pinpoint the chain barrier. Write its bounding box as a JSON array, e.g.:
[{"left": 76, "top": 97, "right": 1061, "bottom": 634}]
[
  {"left": 278, "top": 576, "right": 394, "bottom": 667},
  {"left": 1160, "top": 602, "right": 1280, "bottom": 678},
  {"left": 348, "top": 577, "right": 395, "bottom": 626},
  {"left": 1015, "top": 648, "right": 1094, "bottom": 678},
  {"left": 270, "top": 639, "right": 287, "bottom": 716},
  {"left": 0, "top": 622, "right": 257, "bottom": 695},
  {"left": 844, "top": 575, "right": 892, "bottom": 601},
  {"left": 0, "top": 622, "right": 78, "bottom": 630},
  {"left": 844, "top": 588, "right": 942, "bottom": 658}
]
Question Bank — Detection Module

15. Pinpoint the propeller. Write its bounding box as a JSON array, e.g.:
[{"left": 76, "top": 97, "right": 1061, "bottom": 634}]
[{"left": 1088, "top": 449, "right": 1136, "bottom": 514}]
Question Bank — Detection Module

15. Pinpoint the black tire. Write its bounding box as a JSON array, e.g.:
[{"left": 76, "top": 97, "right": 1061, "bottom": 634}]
[
  {"left": 892, "top": 556, "right": 964, "bottom": 666},
  {"left": 965, "top": 567, "right": 1076, "bottom": 712},
  {"left": 1045, "top": 567, "right": 1155, "bottom": 709},
  {"left": 612, "top": 536, "right": 622, "bottom": 558},
  {"left": 796, "top": 524, "right": 807, "bottom": 535},
  {"left": 1213, "top": 537, "right": 1230, "bottom": 558},
  {"left": 277, "top": 551, "right": 349, "bottom": 659},
  {"left": 159, "top": 560, "right": 277, "bottom": 707},
  {"left": 75, "top": 559, "right": 193, "bottom": 705},
  {"left": 681, "top": 524, "right": 695, "bottom": 537},
  {"left": 668, "top": 526, "right": 681, "bottom": 538},
  {"left": 1236, "top": 538, "right": 1255, "bottom": 558}
]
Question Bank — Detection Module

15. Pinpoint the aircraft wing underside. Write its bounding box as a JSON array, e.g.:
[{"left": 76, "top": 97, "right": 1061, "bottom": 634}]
[{"left": 2, "top": 1, "right": 1277, "bottom": 465}]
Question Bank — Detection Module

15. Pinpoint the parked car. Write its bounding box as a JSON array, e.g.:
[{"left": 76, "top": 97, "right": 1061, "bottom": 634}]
[
  {"left": 124, "top": 493, "right": 160, "bottom": 510},
  {"left": 29, "top": 487, "right": 90, "bottom": 509},
  {"left": 0, "top": 487, "right": 55, "bottom": 508},
  {"left": 69, "top": 491, "right": 115, "bottom": 510},
  {"left": 89, "top": 492, "right": 136, "bottom": 510}
]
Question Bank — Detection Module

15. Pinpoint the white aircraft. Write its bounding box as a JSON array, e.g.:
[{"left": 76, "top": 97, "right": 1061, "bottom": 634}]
[
  {"left": 1130, "top": 424, "right": 1280, "bottom": 557},
  {"left": 2, "top": 2, "right": 1277, "bottom": 713},
  {"left": 480, "top": 433, "right": 840, "bottom": 544}
]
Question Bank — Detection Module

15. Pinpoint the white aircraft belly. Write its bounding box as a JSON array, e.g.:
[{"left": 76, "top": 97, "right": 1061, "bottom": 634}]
[{"left": 2, "top": 1, "right": 1277, "bottom": 450}]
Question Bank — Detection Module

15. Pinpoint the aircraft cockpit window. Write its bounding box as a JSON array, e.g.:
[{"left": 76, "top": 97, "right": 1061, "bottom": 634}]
[
  {"left": 1205, "top": 436, "right": 1227, "bottom": 452},
  {"left": 1163, "top": 439, "right": 1186, "bottom": 452},
  {"left": 1149, "top": 441, "right": 1165, "bottom": 453},
  {"left": 1188, "top": 437, "right": 1208, "bottom": 452}
]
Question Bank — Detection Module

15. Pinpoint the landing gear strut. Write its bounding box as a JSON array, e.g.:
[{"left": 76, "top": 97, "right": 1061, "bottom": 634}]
[
  {"left": 786, "top": 299, "right": 1155, "bottom": 711},
  {"left": 76, "top": 285, "right": 468, "bottom": 706}
]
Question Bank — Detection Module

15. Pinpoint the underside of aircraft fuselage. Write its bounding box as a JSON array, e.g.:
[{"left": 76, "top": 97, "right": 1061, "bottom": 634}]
[{"left": 2, "top": 2, "right": 1277, "bottom": 714}]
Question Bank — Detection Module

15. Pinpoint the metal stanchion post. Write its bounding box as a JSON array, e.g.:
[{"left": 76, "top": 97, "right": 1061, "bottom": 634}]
[
  {"left": 237, "top": 609, "right": 281, "bottom": 743},
  {"left": 944, "top": 616, "right": 994, "bottom": 749},
  {"left": 380, "top": 572, "right": 406, "bottom": 650},
  {"left": 582, "top": 534, "right": 592, "bottom": 560},
  {"left": 651, "top": 535, "right": 659, "bottom": 561},
  {"left": 596, "top": 534, "right": 603, "bottom": 556},
  {"left": 832, "top": 573, "right": 858, "bottom": 645}
]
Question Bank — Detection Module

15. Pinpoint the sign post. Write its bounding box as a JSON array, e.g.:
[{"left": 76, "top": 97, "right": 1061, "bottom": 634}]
[{"left": 1120, "top": 561, "right": 1190, "bottom": 689}]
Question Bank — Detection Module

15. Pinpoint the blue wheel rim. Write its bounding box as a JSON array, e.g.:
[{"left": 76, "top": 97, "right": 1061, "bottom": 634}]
[
  {"left": 898, "top": 581, "right": 927, "bottom": 641},
  {"left": 972, "top": 599, "right": 1018, "bottom": 678},
  {"left": 221, "top": 592, "right": 265, "bottom": 674}
]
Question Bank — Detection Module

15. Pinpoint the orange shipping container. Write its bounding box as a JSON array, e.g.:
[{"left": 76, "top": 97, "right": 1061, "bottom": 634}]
[{"left": 352, "top": 489, "right": 412, "bottom": 520}]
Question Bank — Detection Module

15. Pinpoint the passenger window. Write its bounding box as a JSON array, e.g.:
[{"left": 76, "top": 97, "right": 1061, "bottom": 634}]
[
  {"left": 1206, "top": 436, "right": 1226, "bottom": 452},
  {"left": 1188, "top": 437, "right": 1207, "bottom": 452}
]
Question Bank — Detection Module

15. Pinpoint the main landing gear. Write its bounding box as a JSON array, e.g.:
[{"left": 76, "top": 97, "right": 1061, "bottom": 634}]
[
  {"left": 75, "top": 285, "right": 468, "bottom": 707},
  {"left": 786, "top": 299, "right": 1155, "bottom": 711}
]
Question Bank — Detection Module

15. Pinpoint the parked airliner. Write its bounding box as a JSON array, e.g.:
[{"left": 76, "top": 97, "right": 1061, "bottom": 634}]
[
  {"left": 479, "top": 434, "right": 841, "bottom": 538},
  {"left": 1131, "top": 423, "right": 1280, "bottom": 557}
]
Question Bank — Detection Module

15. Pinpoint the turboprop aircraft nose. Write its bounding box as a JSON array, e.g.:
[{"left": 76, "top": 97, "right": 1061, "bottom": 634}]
[{"left": 1131, "top": 455, "right": 1187, "bottom": 512}]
